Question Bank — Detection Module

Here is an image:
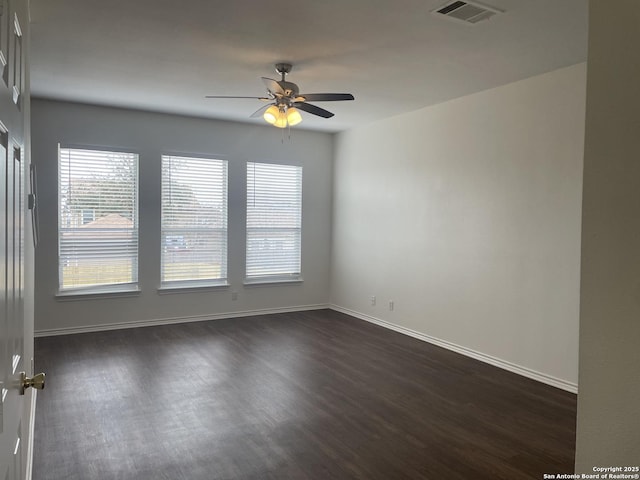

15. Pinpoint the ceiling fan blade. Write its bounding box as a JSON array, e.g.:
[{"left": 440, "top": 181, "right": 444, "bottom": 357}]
[
  {"left": 261, "top": 77, "right": 285, "bottom": 96},
  {"left": 297, "top": 93, "right": 355, "bottom": 102},
  {"left": 205, "top": 95, "right": 270, "bottom": 101},
  {"left": 294, "top": 102, "right": 334, "bottom": 119},
  {"left": 250, "top": 103, "right": 274, "bottom": 118}
]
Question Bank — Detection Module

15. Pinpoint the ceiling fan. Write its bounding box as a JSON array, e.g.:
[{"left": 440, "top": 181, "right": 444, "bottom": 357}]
[{"left": 205, "top": 63, "right": 355, "bottom": 128}]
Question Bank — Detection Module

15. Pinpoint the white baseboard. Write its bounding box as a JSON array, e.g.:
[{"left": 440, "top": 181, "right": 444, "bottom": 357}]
[
  {"left": 330, "top": 305, "right": 578, "bottom": 394},
  {"left": 35, "top": 304, "right": 330, "bottom": 337},
  {"left": 24, "top": 390, "right": 37, "bottom": 480}
]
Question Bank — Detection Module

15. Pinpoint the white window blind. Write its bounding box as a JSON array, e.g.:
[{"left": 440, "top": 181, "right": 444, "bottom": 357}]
[
  {"left": 161, "top": 155, "right": 228, "bottom": 285},
  {"left": 58, "top": 147, "right": 138, "bottom": 292},
  {"left": 246, "top": 162, "right": 302, "bottom": 280}
]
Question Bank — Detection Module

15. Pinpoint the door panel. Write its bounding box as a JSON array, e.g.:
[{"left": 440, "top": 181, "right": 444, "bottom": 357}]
[
  {"left": 0, "top": 126, "right": 6, "bottom": 433},
  {"left": 0, "top": 0, "right": 30, "bottom": 479},
  {"left": 0, "top": 125, "right": 7, "bottom": 439},
  {"left": 0, "top": 136, "right": 23, "bottom": 480}
]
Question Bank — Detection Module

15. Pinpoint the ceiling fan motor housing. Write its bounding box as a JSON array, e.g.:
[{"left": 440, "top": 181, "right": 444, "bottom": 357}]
[{"left": 278, "top": 81, "right": 299, "bottom": 99}]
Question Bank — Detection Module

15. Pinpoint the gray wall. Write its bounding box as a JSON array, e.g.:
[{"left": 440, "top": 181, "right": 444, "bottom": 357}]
[
  {"left": 331, "top": 63, "right": 586, "bottom": 390},
  {"left": 575, "top": 0, "right": 640, "bottom": 470},
  {"left": 32, "top": 99, "right": 334, "bottom": 333}
]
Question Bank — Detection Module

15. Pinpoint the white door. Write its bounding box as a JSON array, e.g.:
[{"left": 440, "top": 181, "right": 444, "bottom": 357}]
[{"left": 0, "top": 0, "right": 35, "bottom": 478}]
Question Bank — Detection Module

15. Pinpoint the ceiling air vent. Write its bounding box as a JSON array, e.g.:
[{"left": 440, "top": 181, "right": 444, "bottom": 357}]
[{"left": 432, "top": 1, "right": 503, "bottom": 25}]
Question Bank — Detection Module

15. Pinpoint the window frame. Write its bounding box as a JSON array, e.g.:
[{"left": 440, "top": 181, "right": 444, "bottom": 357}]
[
  {"left": 245, "top": 161, "right": 303, "bottom": 285},
  {"left": 57, "top": 144, "right": 140, "bottom": 296},
  {"left": 159, "top": 153, "right": 229, "bottom": 290}
]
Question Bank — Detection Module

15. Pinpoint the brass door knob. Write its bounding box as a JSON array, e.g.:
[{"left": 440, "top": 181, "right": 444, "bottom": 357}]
[{"left": 19, "top": 372, "right": 46, "bottom": 395}]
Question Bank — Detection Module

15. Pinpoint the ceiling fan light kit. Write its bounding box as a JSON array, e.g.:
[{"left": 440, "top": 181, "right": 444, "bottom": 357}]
[
  {"left": 206, "top": 63, "right": 354, "bottom": 129},
  {"left": 263, "top": 104, "right": 302, "bottom": 128}
]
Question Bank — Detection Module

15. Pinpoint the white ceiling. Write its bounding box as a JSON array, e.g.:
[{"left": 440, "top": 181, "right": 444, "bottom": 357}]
[{"left": 29, "top": 0, "right": 588, "bottom": 132}]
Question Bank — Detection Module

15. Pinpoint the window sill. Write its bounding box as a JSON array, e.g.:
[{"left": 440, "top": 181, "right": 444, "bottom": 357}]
[
  {"left": 56, "top": 285, "right": 141, "bottom": 301},
  {"left": 243, "top": 276, "right": 303, "bottom": 286},
  {"left": 157, "top": 281, "right": 230, "bottom": 295}
]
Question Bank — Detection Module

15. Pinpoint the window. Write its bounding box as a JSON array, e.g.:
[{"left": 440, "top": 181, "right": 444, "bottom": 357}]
[
  {"left": 58, "top": 147, "right": 138, "bottom": 293},
  {"left": 246, "top": 162, "right": 302, "bottom": 281},
  {"left": 161, "top": 155, "right": 228, "bottom": 286}
]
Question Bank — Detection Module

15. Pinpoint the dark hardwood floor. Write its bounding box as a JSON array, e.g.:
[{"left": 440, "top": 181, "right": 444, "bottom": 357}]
[{"left": 33, "top": 309, "right": 576, "bottom": 479}]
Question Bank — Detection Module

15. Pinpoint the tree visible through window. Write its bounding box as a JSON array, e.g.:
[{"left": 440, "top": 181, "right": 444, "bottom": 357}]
[
  {"left": 58, "top": 147, "right": 138, "bottom": 291},
  {"left": 161, "top": 155, "right": 228, "bottom": 285}
]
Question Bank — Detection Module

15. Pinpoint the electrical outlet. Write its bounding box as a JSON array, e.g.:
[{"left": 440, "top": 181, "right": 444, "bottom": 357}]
[
  {"left": 371, "top": 296, "right": 376, "bottom": 306},
  {"left": 231, "top": 291, "right": 238, "bottom": 301},
  {"left": 389, "top": 300, "right": 394, "bottom": 311}
]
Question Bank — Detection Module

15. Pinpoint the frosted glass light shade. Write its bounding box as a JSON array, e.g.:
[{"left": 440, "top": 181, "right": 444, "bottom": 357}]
[
  {"left": 286, "top": 108, "right": 302, "bottom": 126},
  {"left": 274, "top": 112, "right": 288, "bottom": 128},
  {"left": 263, "top": 105, "right": 280, "bottom": 124}
]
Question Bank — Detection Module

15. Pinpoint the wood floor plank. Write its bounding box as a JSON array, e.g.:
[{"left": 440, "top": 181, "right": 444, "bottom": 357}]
[{"left": 33, "top": 309, "right": 576, "bottom": 479}]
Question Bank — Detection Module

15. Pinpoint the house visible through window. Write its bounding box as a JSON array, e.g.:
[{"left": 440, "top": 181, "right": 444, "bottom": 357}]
[
  {"left": 161, "top": 155, "right": 228, "bottom": 286},
  {"left": 246, "top": 162, "right": 302, "bottom": 281},
  {"left": 58, "top": 146, "right": 138, "bottom": 292}
]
